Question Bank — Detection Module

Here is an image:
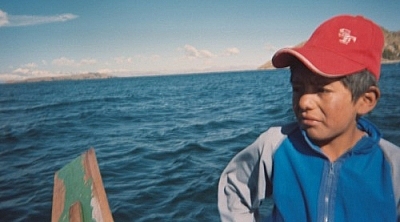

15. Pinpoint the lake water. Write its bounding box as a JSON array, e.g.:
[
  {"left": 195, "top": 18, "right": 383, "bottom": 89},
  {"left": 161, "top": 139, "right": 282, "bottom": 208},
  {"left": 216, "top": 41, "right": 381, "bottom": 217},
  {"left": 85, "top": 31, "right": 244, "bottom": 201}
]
[{"left": 1, "top": 64, "right": 400, "bottom": 221}]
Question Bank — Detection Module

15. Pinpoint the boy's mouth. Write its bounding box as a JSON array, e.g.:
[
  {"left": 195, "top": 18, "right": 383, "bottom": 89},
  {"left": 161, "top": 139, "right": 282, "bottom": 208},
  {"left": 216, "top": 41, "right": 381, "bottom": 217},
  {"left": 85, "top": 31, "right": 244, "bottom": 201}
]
[{"left": 298, "top": 115, "right": 320, "bottom": 127}]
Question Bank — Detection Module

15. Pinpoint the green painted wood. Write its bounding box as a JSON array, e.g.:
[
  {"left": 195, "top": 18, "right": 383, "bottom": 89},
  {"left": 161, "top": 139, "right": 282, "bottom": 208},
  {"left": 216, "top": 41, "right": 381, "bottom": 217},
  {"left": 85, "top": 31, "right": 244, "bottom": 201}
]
[{"left": 55, "top": 154, "right": 95, "bottom": 222}]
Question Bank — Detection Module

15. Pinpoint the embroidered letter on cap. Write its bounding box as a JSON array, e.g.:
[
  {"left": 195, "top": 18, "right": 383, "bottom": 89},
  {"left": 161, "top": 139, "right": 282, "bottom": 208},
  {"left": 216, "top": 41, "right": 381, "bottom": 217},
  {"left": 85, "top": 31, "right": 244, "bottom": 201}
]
[{"left": 338, "top": 28, "right": 357, "bottom": 45}]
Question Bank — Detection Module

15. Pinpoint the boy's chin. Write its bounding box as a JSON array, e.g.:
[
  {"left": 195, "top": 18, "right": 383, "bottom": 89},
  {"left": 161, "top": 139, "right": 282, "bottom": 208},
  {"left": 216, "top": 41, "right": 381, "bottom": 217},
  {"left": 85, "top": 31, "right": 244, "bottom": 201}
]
[{"left": 301, "top": 126, "right": 330, "bottom": 145}]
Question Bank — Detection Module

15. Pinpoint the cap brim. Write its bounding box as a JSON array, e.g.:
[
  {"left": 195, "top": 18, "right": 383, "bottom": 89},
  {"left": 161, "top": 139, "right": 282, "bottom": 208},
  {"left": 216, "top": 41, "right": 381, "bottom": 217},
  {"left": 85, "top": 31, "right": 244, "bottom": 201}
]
[{"left": 271, "top": 45, "right": 365, "bottom": 78}]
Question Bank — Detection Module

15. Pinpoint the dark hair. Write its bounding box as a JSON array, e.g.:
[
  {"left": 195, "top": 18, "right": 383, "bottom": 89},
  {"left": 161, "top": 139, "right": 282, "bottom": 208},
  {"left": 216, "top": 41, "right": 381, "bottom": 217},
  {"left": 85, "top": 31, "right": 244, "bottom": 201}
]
[
  {"left": 340, "top": 70, "right": 378, "bottom": 102},
  {"left": 289, "top": 58, "right": 379, "bottom": 102}
]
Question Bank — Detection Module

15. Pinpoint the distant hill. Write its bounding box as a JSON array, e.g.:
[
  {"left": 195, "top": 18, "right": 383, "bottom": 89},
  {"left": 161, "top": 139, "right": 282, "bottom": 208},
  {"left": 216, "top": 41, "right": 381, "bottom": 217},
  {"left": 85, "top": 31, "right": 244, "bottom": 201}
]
[
  {"left": 6, "top": 72, "right": 114, "bottom": 84},
  {"left": 382, "top": 28, "right": 400, "bottom": 61},
  {"left": 259, "top": 27, "right": 400, "bottom": 70}
]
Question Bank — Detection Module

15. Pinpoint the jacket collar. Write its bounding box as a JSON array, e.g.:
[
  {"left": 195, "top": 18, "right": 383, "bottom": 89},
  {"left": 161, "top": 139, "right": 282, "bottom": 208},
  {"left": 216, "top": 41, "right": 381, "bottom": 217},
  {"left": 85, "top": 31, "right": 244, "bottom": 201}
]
[{"left": 300, "top": 117, "right": 381, "bottom": 157}]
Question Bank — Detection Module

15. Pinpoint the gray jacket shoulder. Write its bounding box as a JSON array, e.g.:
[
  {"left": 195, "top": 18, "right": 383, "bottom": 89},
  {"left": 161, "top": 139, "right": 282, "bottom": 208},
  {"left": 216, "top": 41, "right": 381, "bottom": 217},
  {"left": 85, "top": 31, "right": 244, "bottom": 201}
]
[
  {"left": 379, "top": 139, "right": 400, "bottom": 213},
  {"left": 257, "top": 122, "right": 297, "bottom": 153},
  {"left": 257, "top": 122, "right": 297, "bottom": 178}
]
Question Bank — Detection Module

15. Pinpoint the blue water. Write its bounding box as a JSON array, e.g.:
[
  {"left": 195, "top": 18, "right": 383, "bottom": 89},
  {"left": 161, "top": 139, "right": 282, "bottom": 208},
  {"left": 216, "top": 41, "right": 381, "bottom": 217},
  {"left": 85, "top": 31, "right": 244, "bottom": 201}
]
[{"left": 1, "top": 65, "right": 400, "bottom": 221}]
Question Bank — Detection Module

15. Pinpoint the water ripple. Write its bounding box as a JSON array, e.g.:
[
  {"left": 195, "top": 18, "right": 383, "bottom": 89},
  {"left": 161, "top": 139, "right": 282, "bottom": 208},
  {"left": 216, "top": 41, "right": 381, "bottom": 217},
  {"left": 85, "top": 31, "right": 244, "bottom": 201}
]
[{"left": 1, "top": 68, "right": 399, "bottom": 221}]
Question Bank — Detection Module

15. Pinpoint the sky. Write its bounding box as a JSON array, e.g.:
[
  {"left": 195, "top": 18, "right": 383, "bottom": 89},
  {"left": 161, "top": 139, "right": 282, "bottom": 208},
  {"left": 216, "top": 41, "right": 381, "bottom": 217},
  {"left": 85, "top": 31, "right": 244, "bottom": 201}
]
[{"left": 1, "top": 0, "right": 400, "bottom": 82}]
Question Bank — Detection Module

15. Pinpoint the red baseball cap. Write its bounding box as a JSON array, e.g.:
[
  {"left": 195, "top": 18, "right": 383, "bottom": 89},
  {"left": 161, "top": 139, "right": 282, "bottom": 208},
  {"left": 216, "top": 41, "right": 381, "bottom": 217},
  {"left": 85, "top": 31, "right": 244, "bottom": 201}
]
[{"left": 272, "top": 15, "right": 384, "bottom": 80}]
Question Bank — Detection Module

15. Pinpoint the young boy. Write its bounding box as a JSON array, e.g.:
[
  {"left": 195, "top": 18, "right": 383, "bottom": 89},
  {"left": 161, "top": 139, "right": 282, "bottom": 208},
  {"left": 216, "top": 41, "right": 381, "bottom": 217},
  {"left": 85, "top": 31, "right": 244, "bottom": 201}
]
[{"left": 218, "top": 15, "right": 400, "bottom": 221}]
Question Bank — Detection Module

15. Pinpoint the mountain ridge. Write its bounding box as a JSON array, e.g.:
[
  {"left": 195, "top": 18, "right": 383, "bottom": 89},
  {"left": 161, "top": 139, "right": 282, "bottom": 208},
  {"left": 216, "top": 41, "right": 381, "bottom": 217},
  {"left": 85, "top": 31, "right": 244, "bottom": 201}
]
[{"left": 5, "top": 72, "right": 113, "bottom": 84}]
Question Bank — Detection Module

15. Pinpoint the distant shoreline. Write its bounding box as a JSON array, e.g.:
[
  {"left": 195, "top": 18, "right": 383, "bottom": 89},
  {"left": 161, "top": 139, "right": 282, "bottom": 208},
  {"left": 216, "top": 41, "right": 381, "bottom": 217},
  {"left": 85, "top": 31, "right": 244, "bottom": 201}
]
[
  {"left": 2, "top": 69, "right": 265, "bottom": 84},
  {"left": 4, "top": 73, "right": 114, "bottom": 84},
  {"left": 382, "top": 59, "right": 400, "bottom": 64},
  {"left": 3, "top": 62, "right": 400, "bottom": 84}
]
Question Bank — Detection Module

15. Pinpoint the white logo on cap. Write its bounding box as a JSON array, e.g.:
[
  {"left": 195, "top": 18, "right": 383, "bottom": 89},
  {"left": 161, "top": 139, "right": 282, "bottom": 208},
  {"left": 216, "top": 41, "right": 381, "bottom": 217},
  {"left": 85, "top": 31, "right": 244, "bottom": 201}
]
[{"left": 338, "top": 28, "right": 357, "bottom": 45}]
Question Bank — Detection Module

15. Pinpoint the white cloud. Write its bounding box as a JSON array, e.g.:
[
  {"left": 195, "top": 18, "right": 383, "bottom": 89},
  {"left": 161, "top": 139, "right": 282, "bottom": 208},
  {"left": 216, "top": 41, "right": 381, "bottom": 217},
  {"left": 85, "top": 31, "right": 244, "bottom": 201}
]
[
  {"left": 12, "top": 68, "right": 30, "bottom": 74},
  {"left": 80, "top": 58, "right": 97, "bottom": 65},
  {"left": 114, "top": 55, "right": 161, "bottom": 65},
  {"left": 97, "top": 68, "right": 113, "bottom": 74},
  {"left": 23, "top": 62, "right": 38, "bottom": 68},
  {"left": 0, "top": 10, "right": 9, "bottom": 26},
  {"left": 265, "top": 43, "right": 277, "bottom": 52},
  {"left": 114, "top": 56, "right": 133, "bottom": 64},
  {"left": 182, "top": 45, "right": 240, "bottom": 60},
  {"left": 183, "top": 45, "right": 200, "bottom": 58},
  {"left": 223, "top": 47, "right": 240, "bottom": 56},
  {"left": 5, "top": 66, "right": 54, "bottom": 82},
  {"left": 52, "top": 57, "right": 97, "bottom": 66},
  {"left": 200, "top": 49, "right": 215, "bottom": 58},
  {"left": 12, "top": 66, "right": 52, "bottom": 77},
  {"left": 52, "top": 57, "right": 76, "bottom": 66},
  {"left": 97, "top": 68, "right": 131, "bottom": 76},
  {"left": 0, "top": 9, "right": 78, "bottom": 27},
  {"left": 135, "top": 54, "right": 161, "bottom": 62},
  {"left": 30, "top": 69, "right": 53, "bottom": 77},
  {"left": 183, "top": 44, "right": 216, "bottom": 59},
  {"left": 149, "top": 54, "right": 161, "bottom": 61}
]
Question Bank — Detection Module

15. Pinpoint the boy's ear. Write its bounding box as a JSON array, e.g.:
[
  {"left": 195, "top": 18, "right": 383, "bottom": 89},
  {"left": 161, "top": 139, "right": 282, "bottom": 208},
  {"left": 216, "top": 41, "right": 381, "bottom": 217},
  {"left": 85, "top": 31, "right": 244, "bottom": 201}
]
[{"left": 356, "top": 86, "right": 380, "bottom": 115}]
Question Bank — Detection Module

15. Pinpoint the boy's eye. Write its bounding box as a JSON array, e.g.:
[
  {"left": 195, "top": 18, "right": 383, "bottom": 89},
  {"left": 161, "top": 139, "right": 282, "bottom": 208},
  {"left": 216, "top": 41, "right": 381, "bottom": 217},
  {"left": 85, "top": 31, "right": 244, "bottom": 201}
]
[
  {"left": 317, "top": 87, "right": 326, "bottom": 93},
  {"left": 317, "top": 86, "right": 331, "bottom": 93},
  {"left": 291, "top": 85, "right": 330, "bottom": 94}
]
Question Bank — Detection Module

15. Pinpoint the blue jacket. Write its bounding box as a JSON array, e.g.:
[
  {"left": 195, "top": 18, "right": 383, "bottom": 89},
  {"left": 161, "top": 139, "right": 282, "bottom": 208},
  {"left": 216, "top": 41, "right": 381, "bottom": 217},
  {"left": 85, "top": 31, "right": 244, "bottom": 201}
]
[{"left": 218, "top": 118, "right": 400, "bottom": 221}]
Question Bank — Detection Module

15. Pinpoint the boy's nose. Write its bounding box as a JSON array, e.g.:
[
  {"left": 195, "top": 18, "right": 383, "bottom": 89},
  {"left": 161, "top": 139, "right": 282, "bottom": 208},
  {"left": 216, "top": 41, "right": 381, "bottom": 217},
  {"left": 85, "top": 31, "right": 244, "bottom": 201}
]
[{"left": 297, "top": 93, "right": 316, "bottom": 111}]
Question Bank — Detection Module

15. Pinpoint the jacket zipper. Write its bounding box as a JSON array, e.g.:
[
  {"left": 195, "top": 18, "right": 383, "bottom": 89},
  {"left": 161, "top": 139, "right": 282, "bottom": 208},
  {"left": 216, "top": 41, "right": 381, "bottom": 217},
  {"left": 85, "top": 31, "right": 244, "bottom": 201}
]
[{"left": 322, "top": 162, "right": 336, "bottom": 222}]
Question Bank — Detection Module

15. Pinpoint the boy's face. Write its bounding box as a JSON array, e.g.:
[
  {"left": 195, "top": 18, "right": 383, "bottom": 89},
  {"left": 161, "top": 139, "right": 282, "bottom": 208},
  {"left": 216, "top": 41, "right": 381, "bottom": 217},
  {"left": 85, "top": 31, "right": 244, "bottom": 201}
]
[{"left": 290, "top": 63, "right": 361, "bottom": 146}]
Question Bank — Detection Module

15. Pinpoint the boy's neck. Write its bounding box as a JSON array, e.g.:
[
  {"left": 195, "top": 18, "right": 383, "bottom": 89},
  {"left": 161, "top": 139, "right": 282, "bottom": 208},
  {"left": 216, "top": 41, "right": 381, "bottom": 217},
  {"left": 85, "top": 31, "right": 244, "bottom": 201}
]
[{"left": 317, "top": 128, "right": 366, "bottom": 162}]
